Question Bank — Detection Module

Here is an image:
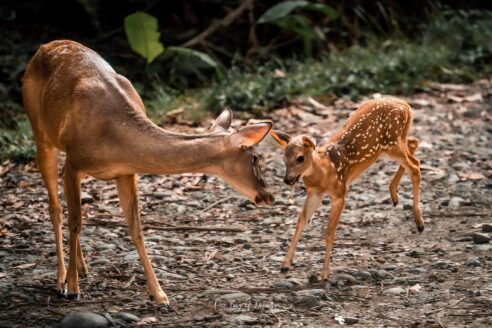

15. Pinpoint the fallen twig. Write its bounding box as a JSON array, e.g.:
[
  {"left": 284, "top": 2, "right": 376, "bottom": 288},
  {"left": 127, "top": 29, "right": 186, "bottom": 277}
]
[
  {"left": 200, "top": 196, "right": 235, "bottom": 214},
  {"left": 424, "top": 296, "right": 467, "bottom": 315}
]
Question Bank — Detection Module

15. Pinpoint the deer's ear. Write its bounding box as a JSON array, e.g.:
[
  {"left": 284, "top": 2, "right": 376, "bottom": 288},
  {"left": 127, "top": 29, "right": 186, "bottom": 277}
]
[
  {"left": 229, "top": 122, "right": 273, "bottom": 148},
  {"left": 210, "top": 107, "right": 233, "bottom": 132},
  {"left": 302, "top": 136, "right": 316, "bottom": 149},
  {"left": 269, "top": 130, "right": 291, "bottom": 148}
]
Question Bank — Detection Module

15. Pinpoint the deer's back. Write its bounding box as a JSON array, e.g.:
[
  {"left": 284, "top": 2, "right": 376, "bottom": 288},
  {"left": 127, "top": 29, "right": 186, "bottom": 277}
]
[{"left": 23, "top": 40, "right": 146, "bottom": 151}]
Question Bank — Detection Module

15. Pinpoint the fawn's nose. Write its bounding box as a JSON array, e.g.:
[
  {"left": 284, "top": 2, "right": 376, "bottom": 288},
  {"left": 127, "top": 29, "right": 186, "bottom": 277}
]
[{"left": 283, "top": 175, "right": 297, "bottom": 185}]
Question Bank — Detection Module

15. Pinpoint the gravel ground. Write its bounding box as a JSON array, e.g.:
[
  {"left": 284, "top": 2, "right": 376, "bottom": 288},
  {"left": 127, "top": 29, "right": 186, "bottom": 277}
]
[{"left": 1, "top": 80, "right": 491, "bottom": 327}]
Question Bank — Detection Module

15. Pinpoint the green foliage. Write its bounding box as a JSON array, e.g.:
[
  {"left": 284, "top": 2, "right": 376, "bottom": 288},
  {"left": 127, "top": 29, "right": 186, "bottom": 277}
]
[
  {"left": 166, "top": 47, "right": 218, "bottom": 68},
  {"left": 124, "top": 12, "right": 164, "bottom": 64},
  {"left": 258, "top": 1, "right": 339, "bottom": 56},
  {"left": 0, "top": 120, "right": 35, "bottom": 162}
]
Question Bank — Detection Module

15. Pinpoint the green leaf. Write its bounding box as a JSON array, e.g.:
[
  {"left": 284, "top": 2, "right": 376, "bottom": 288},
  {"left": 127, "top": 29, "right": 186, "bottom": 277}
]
[
  {"left": 258, "top": 1, "right": 308, "bottom": 23},
  {"left": 124, "top": 12, "right": 164, "bottom": 64},
  {"left": 258, "top": 1, "right": 338, "bottom": 23},
  {"left": 167, "top": 46, "right": 218, "bottom": 68},
  {"left": 305, "top": 3, "right": 339, "bottom": 19}
]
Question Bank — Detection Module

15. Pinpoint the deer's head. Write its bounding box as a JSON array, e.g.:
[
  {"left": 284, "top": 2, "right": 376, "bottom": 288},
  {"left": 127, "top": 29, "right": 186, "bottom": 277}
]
[
  {"left": 269, "top": 130, "right": 317, "bottom": 185},
  {"left": 210, "top": 109, "right": 275, "bottom": 206}
]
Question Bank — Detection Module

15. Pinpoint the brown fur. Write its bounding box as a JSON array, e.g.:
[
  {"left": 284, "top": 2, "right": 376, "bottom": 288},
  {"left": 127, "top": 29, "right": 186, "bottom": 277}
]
[
  {"left": 270, "top": 97, "right": 423, "bottom": 280},
  {"left": 23, "top": 40, "right": 274, "bottom": 304}
]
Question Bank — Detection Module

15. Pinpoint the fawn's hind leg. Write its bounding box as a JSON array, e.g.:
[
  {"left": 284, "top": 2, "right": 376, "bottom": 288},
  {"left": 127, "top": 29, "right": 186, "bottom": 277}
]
[
  {"left": 388, "top": 139, "right": 424, "bottom": 232},
  {"left": 389, "top": 137, "right": 419, "bottom": 206}
]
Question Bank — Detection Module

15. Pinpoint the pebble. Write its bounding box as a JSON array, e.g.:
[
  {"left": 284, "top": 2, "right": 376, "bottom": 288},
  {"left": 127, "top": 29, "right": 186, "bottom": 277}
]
[
  {"left": 375, "top": 269, "right": 393, "bottom": 279},
  {"left": 81, "top": 192, "right": 94, "bottom": 204},
  {"left": 112, "top": 312, "right": 140, "bottom": 323},
  {"left": 60, "top": 312, "right": 109, "bottom": 328},
  {"left": 473, "top": 233, "right": 490, "bottom": 244},
  {"left": 408, "top": 267, "right": 426, "bottom": 274},
  {"left": 383, "top": 287, "right": 405, "bottom": 295},
  {"left": 292, "top": 295, "right": 320, "bottom": 308},
  {"left": 217, "top": 292, "right": 251, "bottom": 303},
  {"left": 354, "top": 271, "right": 372, "bottom": 280},
  {"left": 448, "top": 197, "right": 464, "bottom": 209},
  {"left": 467, "top": 259, "right": 481, "bottom": 267},
  {"left": 344, "top": 317, "right": 359, "bottom": 325},
  {"left": 334, "top": 273, "right": 357, "bottom": 285},
  {"left": 482, "top": 223, "right": 492, "bottom": 233},
  {"left": 272, "top": 281, "right": 295, "bottom": 289},
  {"left": 296, "top": 289, "right": 327, "bottom": 300},
  {"left": 229, "top": 314, "right": 258, "bottom": 324}
]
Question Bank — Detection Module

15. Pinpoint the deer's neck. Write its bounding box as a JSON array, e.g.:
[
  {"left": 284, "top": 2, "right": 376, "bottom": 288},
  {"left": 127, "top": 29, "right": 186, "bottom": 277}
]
[{"left": 120, "top": 118, "right": 226, "bottom": 175}]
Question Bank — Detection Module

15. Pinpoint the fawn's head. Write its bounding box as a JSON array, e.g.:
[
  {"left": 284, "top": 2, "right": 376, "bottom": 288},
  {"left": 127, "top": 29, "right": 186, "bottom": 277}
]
[
  {"left": 270, "top": 130, "right": 317, "bottom": 185},
  {"left": 211, "top": 109, "right": 275, "bottom": 206}
]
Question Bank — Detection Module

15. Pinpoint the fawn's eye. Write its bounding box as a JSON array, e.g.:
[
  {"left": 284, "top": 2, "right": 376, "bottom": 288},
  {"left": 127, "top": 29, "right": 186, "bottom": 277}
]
[
  {"left": 296, "top": 156, "right": 304, "bottom": 163},
  {"left": 252, "top": 155, "right": 258, "bottom": 164}
]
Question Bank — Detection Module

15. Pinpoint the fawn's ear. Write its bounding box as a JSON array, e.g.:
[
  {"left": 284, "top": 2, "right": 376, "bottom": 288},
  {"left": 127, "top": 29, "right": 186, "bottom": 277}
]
[
  {"left": 270, "top": 130, "right": 291, "bottom": 148},
  {"left": 302, "top": 136, "right": 316, "bottom": 149},
  {"left": 229, "top": 122, "right": 273, "bottom": 148},
  {"left": 210, "top": 107, "right": 233, "bottom": 132}
]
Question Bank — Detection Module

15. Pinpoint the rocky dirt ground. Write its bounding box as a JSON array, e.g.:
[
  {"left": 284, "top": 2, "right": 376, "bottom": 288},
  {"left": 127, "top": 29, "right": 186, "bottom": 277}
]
[{"left": 1, "top": 80, "right": 491, "bottom": 327}]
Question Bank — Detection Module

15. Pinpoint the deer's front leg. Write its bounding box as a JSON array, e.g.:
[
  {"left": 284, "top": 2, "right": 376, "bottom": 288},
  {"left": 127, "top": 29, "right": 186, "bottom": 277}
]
[
  {"left": 281, "top": 192, "right": 322, "bottom": 273},
  {"left": 63, "top": 161, "right": 83, "bottom": 299},
  {"left": 321, "top": 195, "right": 345, "bottom": 281},
  {"left": 116, "top": 175, "right": 169, "bottom": 305}
]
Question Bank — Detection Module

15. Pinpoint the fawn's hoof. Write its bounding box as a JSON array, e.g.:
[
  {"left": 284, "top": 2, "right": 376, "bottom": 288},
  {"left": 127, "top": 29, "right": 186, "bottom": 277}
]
[
  {"left": 280, "top": 267, "right": 289, "bottom": 273},
  {"left": 66, "top": 293, "right": 81, "bottom": 300},
  {"left": 157, "top": 303, "right": 173, "bottom": 313},
  {"left": 418, "top": 225, "right": 424, "bottom": 233},
  {"left": 392, "top": 199, "right": 398, "bottom": 206}
]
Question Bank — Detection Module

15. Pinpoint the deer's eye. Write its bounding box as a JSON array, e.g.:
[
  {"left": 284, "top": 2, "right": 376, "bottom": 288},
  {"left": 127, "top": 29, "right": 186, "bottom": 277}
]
[
  {"left": 252, "top": 155, "right": 258, "bottom": 164},
  {"left": 296, "top": 156, "right": 304, "bottom": 163}
]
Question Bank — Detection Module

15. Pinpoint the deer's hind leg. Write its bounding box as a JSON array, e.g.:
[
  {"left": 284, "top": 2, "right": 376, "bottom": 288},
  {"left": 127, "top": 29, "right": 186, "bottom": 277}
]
[
  {"left": 388, "top": 138, "right": 424, "bottom": 232},
  {"left": 389, "top": 137, "right": 419, "bottom": 206},
  {"left": 36, "top": 142, "right": 67, "bottom": 294}
]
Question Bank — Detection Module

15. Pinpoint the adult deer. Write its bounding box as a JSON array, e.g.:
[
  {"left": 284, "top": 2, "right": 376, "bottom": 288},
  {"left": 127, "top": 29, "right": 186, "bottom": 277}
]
[
  {"left": 23, "top": 40, "right": 274, "bottom": 305},
  {"left": 270, "top": 97, "right": 423, "bottom": 280}
]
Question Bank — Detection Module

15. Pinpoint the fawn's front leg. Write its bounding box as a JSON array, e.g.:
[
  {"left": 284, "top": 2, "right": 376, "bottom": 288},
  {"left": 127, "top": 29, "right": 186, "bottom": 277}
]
[
  {"left": 116, "top": 175, "right": 170, "bottom": 305},
  {"left": 321, "top": 194, "right": 345, "bottom": 281},
  {"left": 281, "top": 191, "right": 323, "bottom": 273}
]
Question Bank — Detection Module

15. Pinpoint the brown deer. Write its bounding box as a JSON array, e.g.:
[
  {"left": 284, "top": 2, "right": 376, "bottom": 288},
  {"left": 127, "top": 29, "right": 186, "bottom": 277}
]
[
  {"left": 22, "top": 40, "right": 274, "bottom": 305},
  {"left": 270, "top": 98, "right": 424, "bottom": 280}
]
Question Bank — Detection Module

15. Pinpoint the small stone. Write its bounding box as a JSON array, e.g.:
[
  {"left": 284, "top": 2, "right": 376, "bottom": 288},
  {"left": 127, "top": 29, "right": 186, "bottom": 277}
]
[
  {"left": 408, "top": 267, "right": 426, "bottom": 274},
  {"left": 292, "top": 295, "right": 320, "bottom": 308},
  {"left": 482, "top": 224, "right": 492, "bottom": 233},
  {"left": 473, "top": 233, "right": 490, "bottom": 244},
  {"left": 448, "top": 197, "right": 464, "bottom": 209},
  {"left": 334, "top": 273, "right": 357, "bottom": 285},
  {"left": 60, "top": 312, "right": 109, "bottom": 328},
  {"left": 229, "top": 314, "right": 258, "bottom": 324},
  {"left": 217, "top": 292, "right": 251, "bottom": 303},
  {"left": 344, "top": 317, "right": 359, "bottom": 325},
  {"left": 272, "top": 281, "right": 294, "bottom": 289},
  {"left": 113, "top": 312, "right": 140, "bottom": 323},
  {"left": 375, "top": 269, "right": 393, "bottom": 279},
  {"left": 467, "top": 259, "right": 481, "bottom": 267},
  {"left": 383, "top": 287, "right": 405, "bottom": 295},
  {"left": 81, "top": 192, "right": 94, "bottom": 204},
  {"left": 91, "top": 259, "right": 110, "bottom": 267},
  {"left": 408, "top": 250, "right": 420, "bottom": 258},
  {"left": 354, "top": 271, "right": 372, "bottom": 280},
  {"left": 296, "top": 289, "right": 327, "bottom": 300}
]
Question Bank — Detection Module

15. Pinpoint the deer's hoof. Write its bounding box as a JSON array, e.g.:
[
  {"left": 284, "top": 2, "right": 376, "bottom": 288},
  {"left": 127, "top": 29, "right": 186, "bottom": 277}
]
[
  {"left": 280, "top": 267, "right": 289, "bottom": 273},
  {"left": 157, "top": 303, "right": 173, "bottom": 313},
  {"left": 418, "top": 226, "right": 424, "bottom": 233},
  {"left": 392, "top": 199, "right": 398, "bottom": 207},
  {"left": 56, "top": 289, "right": 67, "bottom": 298},
  {"left": 66, "top": 293, "right": 81, "bottom": 301}
]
